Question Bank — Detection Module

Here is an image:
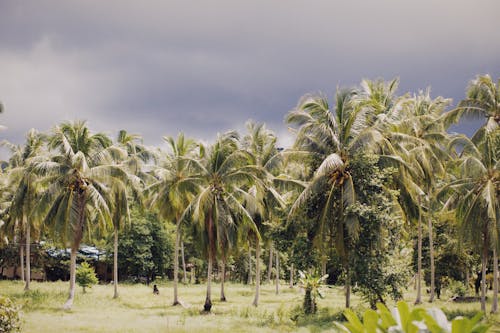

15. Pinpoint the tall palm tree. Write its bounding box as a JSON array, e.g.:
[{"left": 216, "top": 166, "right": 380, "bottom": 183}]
[
  {"left": 183, "top": 131, "right": 259, "bottom": 312},
  {"left": 111, "top": 130, "right": 151, "bottom": 298},
  {"left": 287, "top": 88, "right": 388, "bottom": 308},
  {"left": 389, "top": 91, "right": 451, "bottom": 303},
  {"left": 242, "top": 121, "right": 284, "bottom": 306},
  {"left": 34, "top": 121, "right": 127, "bottom": 309},
  {"left": 447, "top": 125, "right": 499, "bottom": 312},
  {"left": 146, "top": 133, "right": 199, "bottom": 306},
  {"left": 4, "top": 130, "right": 45, "bottom": 291}
]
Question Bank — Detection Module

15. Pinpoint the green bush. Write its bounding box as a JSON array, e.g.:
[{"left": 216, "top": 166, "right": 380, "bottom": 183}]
[
  {"left": 0, "top": 296, "right": 21, "bottom": 332},
  {"left": 335, "top": 301, "right": 490, "bottom": 333},
  {"left": 76, "top": 262, "right": 98, "bottom": 293}
]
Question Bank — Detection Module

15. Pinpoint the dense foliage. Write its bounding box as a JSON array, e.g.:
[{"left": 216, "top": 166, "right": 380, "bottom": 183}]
[{"left": 0, "top": 74, "right": 498, "bottom": 316}]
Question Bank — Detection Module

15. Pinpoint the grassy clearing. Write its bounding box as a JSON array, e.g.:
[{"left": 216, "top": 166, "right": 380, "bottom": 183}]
[{"left": 1, "top": 280, "right": 499, "bottom": 332}]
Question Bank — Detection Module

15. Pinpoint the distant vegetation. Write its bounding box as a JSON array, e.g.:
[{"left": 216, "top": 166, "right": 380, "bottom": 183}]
[{"left": 0, "top": 75, "right": 498, "bottom": 329}]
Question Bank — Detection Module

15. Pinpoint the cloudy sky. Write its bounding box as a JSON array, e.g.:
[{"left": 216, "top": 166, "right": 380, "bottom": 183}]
[{"left": 1, "top": 0, "right": 499, "bottom": 153}]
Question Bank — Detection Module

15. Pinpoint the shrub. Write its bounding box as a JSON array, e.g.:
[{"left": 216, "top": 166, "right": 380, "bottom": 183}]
[
  {"left": 76, "top": 262, "right": 98, "bottom": 293},
  {"left": 0, "top": 296, "right": 21, "bottom": 332},
  {"left": 335, "top": 301, "right": 490, "bottom": 333}
]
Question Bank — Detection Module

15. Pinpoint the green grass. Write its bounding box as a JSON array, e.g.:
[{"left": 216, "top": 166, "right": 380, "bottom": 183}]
[{"left": 1, "top": 280, "right": 499, "bottom": 332}]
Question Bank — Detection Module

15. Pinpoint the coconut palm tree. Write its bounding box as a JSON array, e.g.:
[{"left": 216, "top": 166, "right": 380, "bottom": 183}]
[
  {"left": 146, "top": 133, "right": 199, "bottom": 306},
  {"left": 286, "top": 88, "right": 389, "bottom": 308},
  {"left": 34, "top": 121, "right": 127, "bottom": 309},
  {"left": 242, "top": 121, "right": 285, "bottom": 306},
  {"left": 447, "top": 124, "right": 499, "bottom": 312},
  {"left": 183, "top": 131, "right": 259, "bottom": 312},
  {"left": 388, "top": 91, "right": 451, "bottom": 303},
  {"left": 444, "top": 74, "right": 500, "bottom": 127},
  {"left": 2, "top": 130, "right": 46, "bottom": 290},
  {"left": 111, "top": 130, "right": 152, "bottom": 298}
]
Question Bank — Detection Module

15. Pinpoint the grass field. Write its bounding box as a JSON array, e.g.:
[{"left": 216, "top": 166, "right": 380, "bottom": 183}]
[{"left": 1, "top": 280, "right": 500, "bottom": 332}]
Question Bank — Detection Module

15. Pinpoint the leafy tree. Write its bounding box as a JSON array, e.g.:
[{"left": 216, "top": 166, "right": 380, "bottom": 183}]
[
  {"left": 76, "top": 261, "right": 98, "bottom": 293},
  {"left": 114, "top": 208, "right": 173, "bottom": 282},
  {"left": 348, "top": 153, "right": 409, "bottom": 308}
]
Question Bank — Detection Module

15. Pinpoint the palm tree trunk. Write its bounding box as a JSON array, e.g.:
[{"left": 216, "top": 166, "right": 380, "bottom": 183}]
[
  {"left": 220, "top": 258, "right": 226, "bottom": 301},
  {"left": 289, "top": 263, "right": 294, "bottom": 288},
  {"left": 275, "top": 249, "right": 279, "bottom": 295},
  {"left": 19, "top": 242, "right": 25, "bottom": 282},
  {"left": 267, "top": 243, "right": 273, "bottom": 284},
  {"left": 181, "top": 240, "right": 187, "bottom": 284},
  {"left": 428, "top": 212, "right": 435, "bottom": 303},
  {"left": 492, "top": 248, "right": 498, "bottom": 313},
  {"left": 64, "top": 245, "right": 78, "bottom": 310},
  {"left": 466, "top": 269, "right": 470, "bottom": 294},
  {"left": 113, "top": 227, "right": 119, "bottom": 299},
  {"left": 481, "top": 238, "right": 488, "bottom": 312},
  {"left": 204, "top": 253, "right": 213, "bottom": 312},
  {"left": 204, "top": 214, "right": 214, "bottom": 312},
  {"left": 252, "top": 237, "right": 261, "bottom": 307},
  {"left": 415, "top": 202, "right": 422, "bottom": 305},
  {"left": 64, "top": 195, "right": 85, "bottom": 310},
  {"left": 173, "top": 222, "right": 181, "bottom": 306},
  {"left": 247, "top": 244, "right": 252, "bottom": 285},
  {"left": 24, "top": 221, "right": 30, "bottom": 291},
  {"left": 346, "top": 265, "right": 351, "bottom": 308}
]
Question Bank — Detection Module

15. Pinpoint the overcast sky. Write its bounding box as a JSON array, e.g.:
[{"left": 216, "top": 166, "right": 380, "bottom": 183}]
[{"left": 1, "top": 0, "right": 499, "bottom": 153}]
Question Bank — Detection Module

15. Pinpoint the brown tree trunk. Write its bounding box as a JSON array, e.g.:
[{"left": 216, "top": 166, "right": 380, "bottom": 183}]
[
  {"left": 173, "top": 222, "right": 181, "bottom": 305},
  {"left": 113, "top": 227, "right": 119, "bottom": 299},
  {"left": 252, "top": 237, "right": 261, "bottom": 307},
  {"left": 220, "top": 258, "right": 226, "bottom": 301},
  {"left": 428, "top": 211, "right": 435, "bottom": 303},
  {"left": 267, "top": 243, "right": 273, "bottom": 284},
  {"left": 275, "top": 250, "right": 279, "bottom": 295},
  {"left": 24, "top": 221, "right": 31, "bottom": 291},
  {"left": 346, "top": 265, "right": 351, "bottom": 308},
  {"left": 481, "top": 237, "right": 488, "bottom": 312},
  {"left": 204, "top": 253, "right": 213, "bottom": 312},
  {"left": 492, "top": 248, "right": 498, "bottom": 313},
  {"left": 181, "top": 240, "right": 187, "bottom": 284},
  {"left": 415, "top": 200, "right": 422, "bottom": 305},
  {"left": 289, "top": 263, "right": 294, "bottom": 288},
  {"left": 19, "top": 242, "right": 25, "bottom": 282},
  {"left": 247, "top": 244, "right": 252, "bottom": 285},
  {"left": 204, "top": 214, "right": 214, "bottom": 312}
]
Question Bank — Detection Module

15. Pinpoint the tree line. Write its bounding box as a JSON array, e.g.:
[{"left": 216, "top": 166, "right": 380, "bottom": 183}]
[{"left": 0, "top": 74, "right": 498, "bottom": 313}]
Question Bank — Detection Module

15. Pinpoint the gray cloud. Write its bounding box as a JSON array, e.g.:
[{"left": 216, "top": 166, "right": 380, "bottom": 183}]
[{"left": 1, "top": 0, "right": 499, "bottom": 153}]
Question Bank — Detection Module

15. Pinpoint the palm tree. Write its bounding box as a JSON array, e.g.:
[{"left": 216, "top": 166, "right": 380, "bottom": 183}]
[
  {"left": 286, "top": 88, "right": 387, "bottom": 308},
  {"left": 146, "top": 133, "right": 199, "bottom": 306},
  {"left": 242, "top": 121, "right": 285, "bottom": 306},
  {"left": 183, "top": 131, "right": 259, "bottom": 312},
  {"left": 444, "top": 74, "right": 500, "bottom": 127},
  {"left": 2, "top": 130, "right": 45, "bottom": 291},
  {"left": 447, "top": 125, "right": 499, "bottom": 312},
  {"left": 389, "top": 91, "right": 451, "bottom": 303},
  {"left": 111, "top": 130, "right": 151, "bottom": 298},
  {"left": 34, "top": 121, "right": 127, "bottom": 309}
]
